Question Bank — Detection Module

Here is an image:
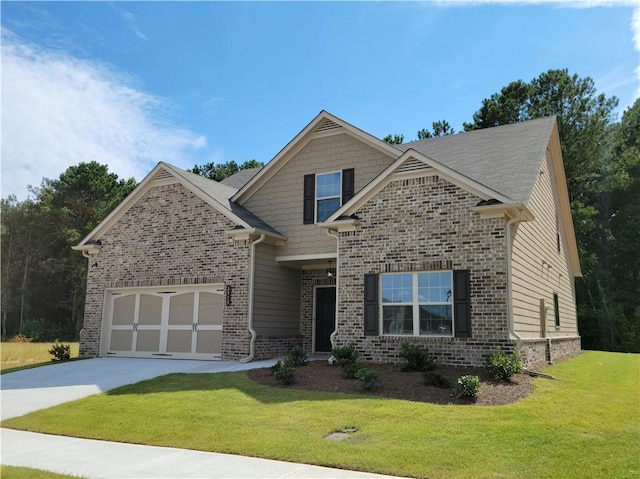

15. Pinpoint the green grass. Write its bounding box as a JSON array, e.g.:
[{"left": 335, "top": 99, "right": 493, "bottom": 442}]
[
  {"left": 1, "top": 342, "right": 79, "bottom": 374},
  {"left": 1, "top": 465, "right": 84, "bottom": 479},
  {"left": 2, "top": 351, "right": 638, "bottom": 479}
]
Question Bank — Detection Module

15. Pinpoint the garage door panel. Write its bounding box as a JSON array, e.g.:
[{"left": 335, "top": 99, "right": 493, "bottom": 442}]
[
  {"left": 110, "top": 330, "right": 133, "bottom": 351},
  {"left": 112, "top": 296, "right": 135, "bottom": 326},
  {"left": 198, "top": 292, "right": 223, "bottom": 326},
  {"left": 169, "top": 293, "right": 194, "bottom": 326},
  {"left": 196, "top": 330, "right": 222, "bottom": 354},
  {"left": 136, "top": 330, "right": 161, "bottom": 352},
  {"left": 166, "top": 330, "right": 192, "bottom": 353},
  {"left": 138, "top": 294, "right": 162, "bottom": 325}
]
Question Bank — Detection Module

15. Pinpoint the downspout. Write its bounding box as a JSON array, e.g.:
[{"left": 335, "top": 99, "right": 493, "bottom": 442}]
[
  {"left": 240, "top": 234, "right": 266, "bottom": 363},
  {"left": 506, "top": 208, "right": 528, "bottom": 356},
  {"left": 326, "top": 228, "right": 340, "bottom": 348}
]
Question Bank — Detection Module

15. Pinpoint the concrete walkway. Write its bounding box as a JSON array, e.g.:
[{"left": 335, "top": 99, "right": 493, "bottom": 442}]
[{"left": 1, "top": 358, "right": 404, "bottom": 478}]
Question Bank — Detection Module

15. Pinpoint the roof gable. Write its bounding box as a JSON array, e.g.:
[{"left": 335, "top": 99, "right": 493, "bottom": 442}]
[
  {"left": 231, "top": 110, "right": 401, "bottom": 204},
  {"left": 74, "top": 162, "right": 282, "bottom": 250}
]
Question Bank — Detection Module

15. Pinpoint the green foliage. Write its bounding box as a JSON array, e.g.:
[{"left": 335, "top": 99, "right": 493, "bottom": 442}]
[
  {"left": 340, "top": 362, "right": 362, "bottom": 379},
  {"left": 271, "top": 359, "right": 296, "bottom": 386},
  {"left": 424, "top": 371, "right": 451, "bottom": 389},
  {"left": 399, "top": 343, "right": 435, "bottom": 372},
  {"left": 485, "top": 347, "right": 523, "bottom": 381},
  {"left": 331, "top": 345, "right": 359, "bottom": 366},
  {"left": 354, "top": 367, "right": 379, "bottom": 390},
  {"left": 48, "top": 341, "right": 71, "bottom": 362},
  {"left": 189, "top": 159, "right": 264, "bottom": 182},
  {"left": 286, "top": 345, "right": 308, "bottom": 367},
  {"left": 417, "top": 120, "right": 455, "bottom": 140},
  {"left": 382, "top": 133, "right": 404, "bottom": 145},
  {"left": 454, "top": 375, "right": 482, "bottom": 399}
]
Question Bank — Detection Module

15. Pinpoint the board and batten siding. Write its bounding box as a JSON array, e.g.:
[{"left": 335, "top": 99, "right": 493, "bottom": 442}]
[
  {"left": 242, "top": 133, "right": 396, "bottom": 257},
  {"left": 252, "top": 243, "right": 301, "bottom": 336},
  {"left": 510, "top": 149, "right": 578, "bottom": 338}
]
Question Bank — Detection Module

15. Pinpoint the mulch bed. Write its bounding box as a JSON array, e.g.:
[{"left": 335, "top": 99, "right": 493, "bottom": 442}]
[{"left": 246, "top": 360, "right": 536, "bottom": 406}]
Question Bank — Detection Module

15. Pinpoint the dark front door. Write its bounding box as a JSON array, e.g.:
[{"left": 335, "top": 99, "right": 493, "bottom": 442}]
[{"left": 315, "top": 287, "right": 336, "bottom": 352}]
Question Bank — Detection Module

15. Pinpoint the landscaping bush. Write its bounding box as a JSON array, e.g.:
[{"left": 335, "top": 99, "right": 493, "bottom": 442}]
[
  {"left": 424, "top": 371, "right": 451, "bottom": 389},
  {"left": 485, "top": 346, "right": 523, "bottom": 381},
  {"left": 286, "top": 345, "right": 308, "bottom": 367},
  {"left": 8, "top": 334, "right": 32, "bottom": 343},
  {"left": 340, "top": 362, "right": 362, "bottom": 379},
  {"left": 331, "top": 345, "right": 359, "bottom": 366},
  {"left": 399, "top": 343, "right": 435, "bottom": 372},
  {"left": 454, "top": 375, "right": 482, "bottom": 399},
  {"left": 272, "top": 359, "right": 296, "bottom": 386},
  {"left": 48, "top": 341, "right": 71, "bottom": 362},
  {"left": 355, "top": 367, "right": 379, "bottom": 390}
]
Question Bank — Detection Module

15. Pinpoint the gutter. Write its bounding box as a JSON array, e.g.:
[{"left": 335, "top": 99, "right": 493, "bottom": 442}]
[
  {"left": 505, "top": 209, "right": 528, "bottom": 356},
  {"left": 326, "top": 228, "right": 340, "bottom": 348},
  {"left": 240, "top": 233, "right": 266, "bottom": 363}
]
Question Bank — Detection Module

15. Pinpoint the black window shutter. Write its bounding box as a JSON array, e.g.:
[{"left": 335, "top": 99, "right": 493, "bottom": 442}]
[
  {"left": 364, "top": 273, "right": 379, "bottom": 336},
  {"left": 342, "top": 168, "right": 355, "bottom": 205},
  {"left": 303, "top": 174, "right": 315, "bottom": 224},
  {"left": 453, "top": 269, "right": 472, "bottom": 338}
]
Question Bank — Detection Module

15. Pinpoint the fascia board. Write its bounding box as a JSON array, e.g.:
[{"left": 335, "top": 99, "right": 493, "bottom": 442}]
[
  {"left": 325, "top": 149, "right": 512, "bottom": 223},
  {"left": 232, "top": 110, "right": 401, "bottom": 205},
  {"left": 549, "top": 123, "right": 582, "bottom": 277}
]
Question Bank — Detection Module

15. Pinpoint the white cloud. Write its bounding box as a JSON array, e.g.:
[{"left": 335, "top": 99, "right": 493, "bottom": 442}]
[
  {"left": 1, "top": 30, "right": 207, "bottom": 200},
  {"left": 109, "top": 3, "right": 147, "bottom": 40}
]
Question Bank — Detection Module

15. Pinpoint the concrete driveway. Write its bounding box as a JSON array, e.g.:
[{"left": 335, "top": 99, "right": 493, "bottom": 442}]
[{"left": 1, "top": 357, "right": 277, "bottom": 420}]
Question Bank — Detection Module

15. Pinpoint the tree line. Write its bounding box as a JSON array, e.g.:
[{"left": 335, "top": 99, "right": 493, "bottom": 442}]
[{"left": 1, "top": 68, "right": 637, "bottom": 352}]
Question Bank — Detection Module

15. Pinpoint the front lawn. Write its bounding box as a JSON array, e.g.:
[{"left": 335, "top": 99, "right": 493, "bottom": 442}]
[
  {"left": 1, "top": 342, "right": 79, "bottom": 374},
  {"left": 2, "top": 351, "right": 638, "bottom": 479},
  {"left": 0, "top": 465, "right": 83, "bottom": 479}
]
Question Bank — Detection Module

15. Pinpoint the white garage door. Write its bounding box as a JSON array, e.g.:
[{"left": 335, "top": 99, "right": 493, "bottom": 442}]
[{"left": 103, "top": 284, "right": 224, "bottom": 360}]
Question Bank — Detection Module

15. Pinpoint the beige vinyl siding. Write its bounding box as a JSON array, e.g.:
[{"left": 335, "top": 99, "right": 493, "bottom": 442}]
[
  {"left": 252, "top": 243, "right": 301, "bottom": 335},
  {"left": 243, "top": 133, "right": 396, "bottom": 256},
  {"left": 511, "top": 149, "right": 578, "bottom": 338}
]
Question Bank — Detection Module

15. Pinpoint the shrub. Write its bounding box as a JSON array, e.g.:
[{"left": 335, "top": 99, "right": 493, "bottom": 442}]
[
  {"left": 331, "top": 345, "right": 359, "bottom": 366},
  {"left": 272, "top": 359, "right": 296, "bottom": 385},
  {"left": 355, "top": 367, "right": 379, "bottom": 390},
  {"left": 9, "top": 334, "right": 32, "bottom": 343},
  {"left": 286, "top": 345, "right": 308, "bottom": 367},
  {"left": 399, "top": 343, "right": 435, "bottom": 372},
  {"left": 49, "top": 341, "right": 71, "bottom": 362},
  {"left": 454, "top": 375, "right": 482, "bottom": 399},
  {"left": 485, "top": 346, "right": 523, "bottom": 381},
  {"left": 424, "top": 371, "right": 451, "bottom": 389},
  {"left": 340, "top": 362, "right": 362, "bottom": 379}
]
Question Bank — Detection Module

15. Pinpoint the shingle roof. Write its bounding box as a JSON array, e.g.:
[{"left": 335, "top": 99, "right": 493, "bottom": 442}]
[
  {"left": 220, "top": 168, "right": 262, "bottom": 189},
  {"left": 399, "top": 116, "right": 557, "bottom": 203}
]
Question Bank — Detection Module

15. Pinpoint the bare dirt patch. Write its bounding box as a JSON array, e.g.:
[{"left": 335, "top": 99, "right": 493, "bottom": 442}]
[{"left": 247, "top": 360, "right": 536, "bottom": 406}]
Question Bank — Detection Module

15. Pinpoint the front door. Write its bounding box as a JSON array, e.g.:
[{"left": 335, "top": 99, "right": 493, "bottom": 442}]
[{"left": 315, "top": 286, "right": 336, "bottom": 352}]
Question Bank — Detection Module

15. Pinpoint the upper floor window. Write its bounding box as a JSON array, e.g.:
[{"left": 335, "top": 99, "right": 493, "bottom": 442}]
[
  {"left": 303, "top": 169, "right": 354, "bottom": 224},
  {"left": 316, "top": 172, "right": 342, "bottom": 222}
]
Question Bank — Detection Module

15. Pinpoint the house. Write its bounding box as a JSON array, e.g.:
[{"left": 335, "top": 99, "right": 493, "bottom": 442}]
[{"left": 73, "top": 111, "right": 582, "bottom": 367}]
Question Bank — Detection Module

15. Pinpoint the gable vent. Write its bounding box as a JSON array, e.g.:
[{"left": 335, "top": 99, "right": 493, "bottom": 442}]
[
  {"left": 397, "top": 158, "right": 431, "bottom": 173},
  {"left": 152, "top": 168, "right": 174, "bottom": 181},
  {"left": 314, "top": 118, "right": 342, "bottom": 134}
]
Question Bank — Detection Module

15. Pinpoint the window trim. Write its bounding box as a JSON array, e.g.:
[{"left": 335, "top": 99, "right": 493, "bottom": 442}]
[
  {"left": 380, "top": 271, "right": 455, "bottom": 338},
  {"left": 315, "top": 170, "right": 342, "bottom": 223}
]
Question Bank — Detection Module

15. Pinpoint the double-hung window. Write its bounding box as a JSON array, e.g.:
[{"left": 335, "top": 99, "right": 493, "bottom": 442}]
[
  {"left": 381, "top": 271, "right": 454, "bottom": 336},
  {"left": 316, "top": 172, "right": 342, "bottom": 222}
]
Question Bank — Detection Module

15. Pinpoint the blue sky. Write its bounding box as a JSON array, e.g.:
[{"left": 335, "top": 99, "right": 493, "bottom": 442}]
[{"left": 2, "top": 1, "right": 638, "bottom": 200}]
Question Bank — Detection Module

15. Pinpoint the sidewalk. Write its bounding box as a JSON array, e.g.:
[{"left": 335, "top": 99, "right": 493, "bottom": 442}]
[{"left": 1, "top": 429, "right": 402, "bottom": 479}]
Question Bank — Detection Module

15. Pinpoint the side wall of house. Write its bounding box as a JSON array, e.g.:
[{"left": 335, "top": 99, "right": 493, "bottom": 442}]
[
  {"left": 242, "top": 132, "right": 396, "bottom": 256},
  {"left": 511, "top": 150, "right": 579, "bottom": 340},
  {"left": 336, "top": 174, "right": 513, "bottom": 367},
  {"left": 253, "top": 243, "right": 301, "bottom": 335},
  {"left": 79, "top": 181, "right": 252, "bottom": 360}
]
